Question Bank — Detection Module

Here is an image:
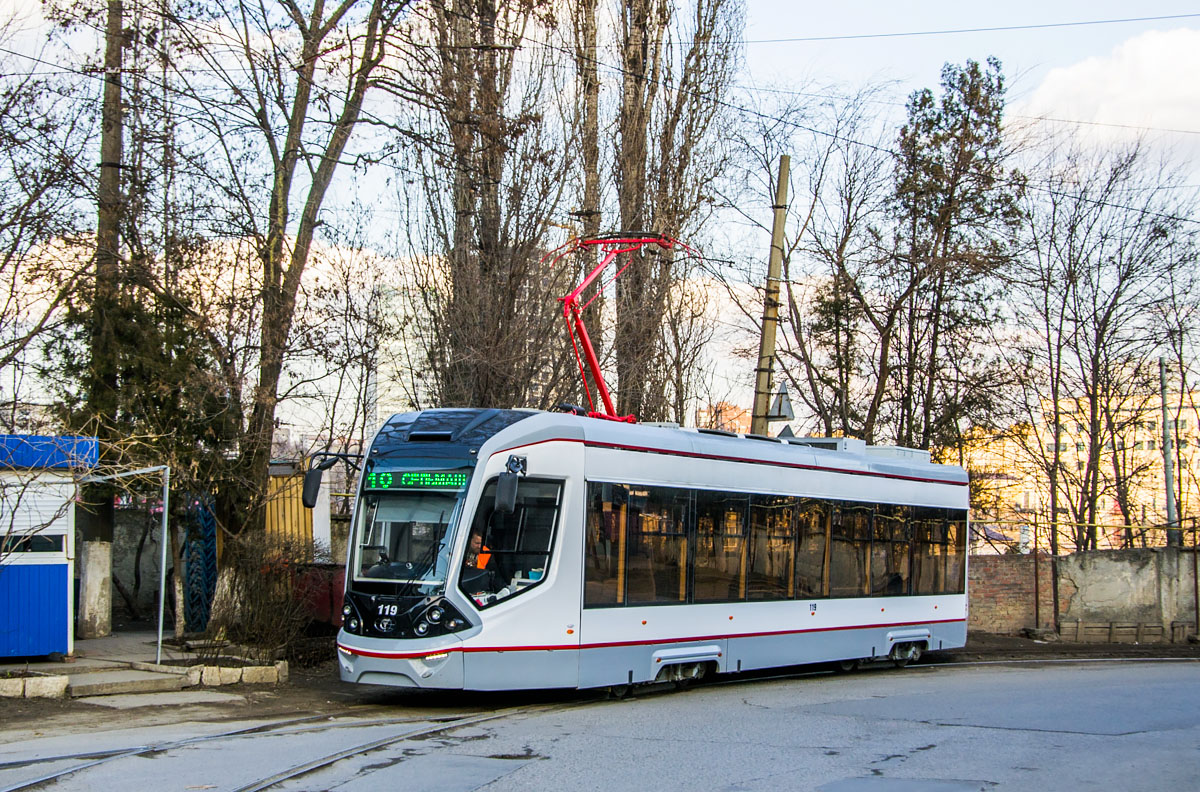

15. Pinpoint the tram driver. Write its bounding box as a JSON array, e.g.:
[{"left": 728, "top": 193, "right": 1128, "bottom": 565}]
[{"left": 460, "top": 525, "right": 505, "bottom": 604}]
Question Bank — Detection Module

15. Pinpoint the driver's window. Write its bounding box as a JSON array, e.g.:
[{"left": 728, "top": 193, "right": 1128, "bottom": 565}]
[{"left": 459, "top": 478, "right": 562, "bottom": 607}]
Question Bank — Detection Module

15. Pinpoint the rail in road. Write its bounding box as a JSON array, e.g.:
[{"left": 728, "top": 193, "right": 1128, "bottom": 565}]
[
  {"left": 2, "top": 657, "right": 1197, "bottom": 792},
  {"left": 0, "top": 702, "right": 593, "bottom": 792}
]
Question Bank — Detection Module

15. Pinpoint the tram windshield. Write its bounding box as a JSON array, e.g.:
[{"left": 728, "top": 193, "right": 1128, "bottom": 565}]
[{"left": 352, "top": 490, "right": 462, "bottom": 590}]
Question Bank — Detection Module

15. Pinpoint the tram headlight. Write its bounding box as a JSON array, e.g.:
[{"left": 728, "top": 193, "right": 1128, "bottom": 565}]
[
  {"left": 414, "top": 621, "right": 430, "bottom": 637},
  {"left": 342, "top": 603, "right": 353, "bottom": 618},
  {"left": 426, "top": 606, "right": 444, "bottom": 624},
  {"left": 347, "top": 617, "right": 360, "bottom": 633}
]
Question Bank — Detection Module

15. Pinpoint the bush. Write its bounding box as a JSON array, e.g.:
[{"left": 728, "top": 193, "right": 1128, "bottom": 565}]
[{"left": 204, "top": 533, "right": 314, "bottom": 665}]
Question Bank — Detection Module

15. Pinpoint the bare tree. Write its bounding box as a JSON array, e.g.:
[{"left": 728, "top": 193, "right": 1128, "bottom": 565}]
[
  {"left": 388, "top": 1, "right": 581, "bottom": 411},
  {"left": 1007, "top": 141, "right": 1200, "bottom": 551},
  {"left": 149, "top": 0, "right": 415, "bottom": 534},
  {"left": 613, "top": 0, "right": 741, "bottom": 422},
  {"left": 0, "top": 17, "right": 93, "bottom": 406}
]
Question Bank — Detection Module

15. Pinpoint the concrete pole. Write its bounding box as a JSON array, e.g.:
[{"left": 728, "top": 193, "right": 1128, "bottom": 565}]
[
  {"left": 79, "top": 0, "right": 126, "bottom": 642},
  {"left": 751, "top": 155, "right": 790, "bottom": 437},
  {"left": 1161, "top": 357, "right": 1181, "bottom": 546}
]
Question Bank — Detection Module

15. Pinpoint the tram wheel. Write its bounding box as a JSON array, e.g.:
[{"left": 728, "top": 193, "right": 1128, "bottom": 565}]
[
  {"left": 608, "top": 684, "right": 631, "bottom": 699},
  {"left": 891, "top": 643, "right": 922, "bottom": 668},
  {"left": 835, "top": 659, "right": 861, "bottom": 673}
]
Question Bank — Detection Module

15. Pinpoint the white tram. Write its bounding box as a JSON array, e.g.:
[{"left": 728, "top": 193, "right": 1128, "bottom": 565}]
[{"left": 332, "top": 408, "right": 969, "bottom": 690}]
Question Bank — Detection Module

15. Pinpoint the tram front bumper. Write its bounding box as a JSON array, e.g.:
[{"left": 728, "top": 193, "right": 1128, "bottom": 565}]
[{"left": 337, "top": 638, "right": 465, "bottom": 689}]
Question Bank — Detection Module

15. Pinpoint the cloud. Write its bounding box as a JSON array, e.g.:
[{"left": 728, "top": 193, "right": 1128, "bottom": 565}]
[{"left": 1016, "top": 27, "right": 1200, "bottom": 148}]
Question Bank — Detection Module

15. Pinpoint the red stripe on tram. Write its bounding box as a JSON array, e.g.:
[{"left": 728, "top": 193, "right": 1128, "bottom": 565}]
[
  {"left": 494, "top": 437, "right": 968, "bottom": 487},
  {"left": 338, "top": 618, "right": 967, "bottom": 659}
]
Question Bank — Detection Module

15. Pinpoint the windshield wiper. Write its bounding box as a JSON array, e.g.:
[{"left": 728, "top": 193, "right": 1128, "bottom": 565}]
[{"left": 396, "top": 511, "right": 447, "bottom": 597}]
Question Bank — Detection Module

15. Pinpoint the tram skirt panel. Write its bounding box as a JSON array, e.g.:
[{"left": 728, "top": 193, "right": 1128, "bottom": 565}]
[{"left": 464, "top": 648, "right": 579, "bottom": 690}]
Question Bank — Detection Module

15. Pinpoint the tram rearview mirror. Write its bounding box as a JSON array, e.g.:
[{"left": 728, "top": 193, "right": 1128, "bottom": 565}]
[
  {"left": 302, "top": 468, "right": 323, "bottom": 509},
  {"left": 495, "top": 471, "right": 518, "bottom": 514}
]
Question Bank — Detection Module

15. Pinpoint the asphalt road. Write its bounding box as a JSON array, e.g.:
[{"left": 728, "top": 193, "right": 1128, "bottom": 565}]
[{"left": 2, "top": 659, "right": 1198, "bottom": 792}]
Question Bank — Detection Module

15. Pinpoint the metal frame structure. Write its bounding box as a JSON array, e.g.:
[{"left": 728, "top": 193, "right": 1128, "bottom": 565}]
[{"left": 547, "top": 233, "right": 696, "bottom": 423}]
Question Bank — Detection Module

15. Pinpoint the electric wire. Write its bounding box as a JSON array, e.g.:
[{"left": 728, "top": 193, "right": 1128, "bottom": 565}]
[{"left": 739, "top": 13, "right": 1200, "bottom": 44}]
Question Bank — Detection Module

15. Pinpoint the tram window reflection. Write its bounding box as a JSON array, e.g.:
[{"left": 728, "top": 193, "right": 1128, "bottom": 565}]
[
  {"left": 624, "top": 486, "right": 689, "bottom": 604},
  {"left": 585, "top": 482, "right": 624, "bottom": 606},
  {"left": 944, "top": 511, "right": 967, "bottom": 593},
  {"left": 829, "top": 503, "right": 871, "bottom": 597},
  {"left": 694, "top": 491, "right": 748, "bottom": 602},
  {"left": 747, "top": 495, "right": 795, "bottom": 600},
  {"left": 794, "top": 499, "right": 827, "bottom": 598},
  {"left": 911, "top": 507, "right": 946, "bottom": 595},
  {"left": 872, "top": 504, "right": 911, "bottom": 596}
]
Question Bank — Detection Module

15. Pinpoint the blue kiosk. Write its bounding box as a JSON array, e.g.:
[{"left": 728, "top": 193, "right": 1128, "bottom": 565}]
[{"left": 0, "top": 435, "right": 97, "bottom": 658}]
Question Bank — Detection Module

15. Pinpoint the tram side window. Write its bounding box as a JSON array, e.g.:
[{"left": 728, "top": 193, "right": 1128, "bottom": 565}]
[
  {"left": 794, "top": 499, "right": 827, "bottom": 598},
  {"left": 829, "top": 502, "right": 871, "bottom": 597},
  {"left": 944, "top": 510, "right": 968, "bottom": 594},
  {"left": 694, "top": 491, "right": 748, "bottom": 602},
  {"left": 458, "top": 478, "right": 562, "bottom": 608},
  {"left": 747, "top": 495, "right": 795, "bottom": 600},
  {"left": 911, "top": 506, "right": 946, "bottom": 595},
  {"left": 585, "top": 482, "right": 625, "bottom": 605},
  {"left": 872, "top": 504, "right": 911, "bottom": 596},
  {"left": 624, "top": 486, "right": 690, "bottom": 604}
]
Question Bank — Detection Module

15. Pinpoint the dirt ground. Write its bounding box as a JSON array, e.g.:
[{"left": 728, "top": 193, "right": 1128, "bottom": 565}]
[
  {"left": 936, "top": 631, "right": 1200, "bottom": 662},
  {"left": 2, "top": 632, "right": 1198, "bottom": 737}
]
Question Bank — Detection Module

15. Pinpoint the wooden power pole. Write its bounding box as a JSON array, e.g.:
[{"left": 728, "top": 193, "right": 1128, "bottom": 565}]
[{"left": 751, "top": 155, "right": 789, "bottom": 436}]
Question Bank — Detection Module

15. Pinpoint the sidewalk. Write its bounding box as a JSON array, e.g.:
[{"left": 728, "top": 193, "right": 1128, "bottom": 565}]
[{"left": 3, "top": 631, "right": 214, "bottom": 701}]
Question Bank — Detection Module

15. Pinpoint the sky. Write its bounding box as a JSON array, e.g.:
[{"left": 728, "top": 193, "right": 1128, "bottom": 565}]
[
  {"left": 707, "top": 2, "right": 1200, "bottom": 414},
  {"left": 5, "top": 0, "right": 1200, "bottom": 427},
  {"left": 740, "top": 2, "right": 1200, "bottom": 154}
]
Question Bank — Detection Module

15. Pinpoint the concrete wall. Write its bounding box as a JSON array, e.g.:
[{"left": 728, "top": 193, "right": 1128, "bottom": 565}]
[
  {"left": 108, "top": 508, "right": 163, "bottom": 622},
  {"left": 970, "top": 548, "right": 1200, "bottom": 636}
]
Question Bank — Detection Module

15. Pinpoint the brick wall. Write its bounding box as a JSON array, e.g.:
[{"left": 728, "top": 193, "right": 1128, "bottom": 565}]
[
  {"left": 969, "top": 548, "right": 1198, "bottom": 635},
  {"left": 968, "top": 553, "right": 1056, "bottom": 633}
]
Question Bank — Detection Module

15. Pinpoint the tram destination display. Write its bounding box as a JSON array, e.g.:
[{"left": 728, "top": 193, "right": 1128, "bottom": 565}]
[{"left": 364, "top": 470, "right": 469, "bottom": 491}]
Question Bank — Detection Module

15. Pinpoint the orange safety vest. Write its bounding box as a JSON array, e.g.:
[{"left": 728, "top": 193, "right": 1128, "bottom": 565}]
[{"left": 476, "top": 544, "right": 491, "bottom": 569}]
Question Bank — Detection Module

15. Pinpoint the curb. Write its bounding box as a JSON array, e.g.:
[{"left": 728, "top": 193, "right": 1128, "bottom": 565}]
[
  {"left": 0, "top": 672, "right": 71, "bottom": 699},
  {"left": 129, "top": 659, "right": 289, "bottom": 687}
]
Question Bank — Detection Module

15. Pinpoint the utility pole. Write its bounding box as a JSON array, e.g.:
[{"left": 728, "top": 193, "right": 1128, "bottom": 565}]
[
  {"left": 1161, "top": 357, "right": 1181, "bottom": 546},
  {"left": 751, "top": 154, "right": 789, "bottom": 437},
  {"left": 79, "top": 0, "right": 125, "bottom": 639}
]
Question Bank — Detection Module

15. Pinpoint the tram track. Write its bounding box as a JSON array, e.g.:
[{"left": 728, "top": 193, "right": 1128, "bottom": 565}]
[
  {"left": 0, "top": 708, "right": 531, "bottom": 792},
  {"left": 3, "top": 656, "right": 1195, "bottom": 792},
  {"left": 0, "top": 698, "right": 596, "bottom": 792},
  {"left": 697, "top": 652, "right": 1200, "bottom": 690},
  {"left": 230, "top": 704, "right": 565, "bottom": 792}
]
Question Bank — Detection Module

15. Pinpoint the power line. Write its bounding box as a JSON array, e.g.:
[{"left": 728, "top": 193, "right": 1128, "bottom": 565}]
[
  {"left": 1017, "top": 113, "right": 1200, "bottom": 137},
  {"left": 732, "top": 83, "right": 1200, "bottom": 138},
  {"left": 4, "top": 10, "right": 1198, "bottom": 227},
  {"left": 739, "top": 14, "right": 1200, "bottom": 44},
  {"left": 504, "top": 19, "right": 1200, "bottom": 227}
]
